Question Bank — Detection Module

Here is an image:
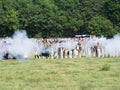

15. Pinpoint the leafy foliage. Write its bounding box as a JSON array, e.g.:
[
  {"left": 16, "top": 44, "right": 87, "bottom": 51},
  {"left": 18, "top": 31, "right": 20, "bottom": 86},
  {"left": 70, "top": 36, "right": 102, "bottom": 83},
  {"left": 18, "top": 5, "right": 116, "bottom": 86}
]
[
  {"left": 88, "top": 16, "right": 117, "bottom": 37},
  {"left": 0, "top": 0, "right": 120, "bottom": 38}
]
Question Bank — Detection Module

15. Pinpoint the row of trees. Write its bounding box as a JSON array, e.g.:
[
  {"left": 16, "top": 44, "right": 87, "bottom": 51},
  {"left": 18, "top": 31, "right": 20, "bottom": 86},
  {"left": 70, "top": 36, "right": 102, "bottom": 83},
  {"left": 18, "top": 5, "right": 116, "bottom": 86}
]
[{"left": 0, "top": 0, "right": 120, "bottom": 38}]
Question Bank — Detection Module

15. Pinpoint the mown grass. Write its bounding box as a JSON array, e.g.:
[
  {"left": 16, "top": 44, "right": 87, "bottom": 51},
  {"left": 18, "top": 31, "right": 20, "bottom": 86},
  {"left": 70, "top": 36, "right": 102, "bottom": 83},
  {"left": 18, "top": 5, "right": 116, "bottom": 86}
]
[{"left": 0, "top": 57, "right": 120, "bottom": 90}]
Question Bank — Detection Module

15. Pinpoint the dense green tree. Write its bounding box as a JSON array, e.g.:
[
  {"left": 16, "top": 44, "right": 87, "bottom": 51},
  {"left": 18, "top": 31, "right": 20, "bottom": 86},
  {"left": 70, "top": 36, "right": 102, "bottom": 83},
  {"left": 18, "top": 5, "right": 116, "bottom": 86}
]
[
  {"left": 0, "top": 0, "right": 119, "bottom": 38},
  {"left": 0, "top": 0, "right": 19, "bottom": 37},
  {"left": 88, "top": 16, "right": 117, "bottom": 37},
  {"left": 104, "top": 0, "right": 120, "bottom": 24},
  {"left": 103, "top": 0, "right": 120, "bottom": 33}
]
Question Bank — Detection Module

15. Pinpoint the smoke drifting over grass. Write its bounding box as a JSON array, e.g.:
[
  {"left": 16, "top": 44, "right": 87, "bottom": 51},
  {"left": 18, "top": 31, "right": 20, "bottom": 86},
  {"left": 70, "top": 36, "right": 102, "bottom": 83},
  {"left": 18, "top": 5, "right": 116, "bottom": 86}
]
[
  {"left": 82, "top": 33, "right": 120, "bottom": 57},
  {"left": 1, "top": 30, "right": 120, "bottom": 60},
  {"left": 103, "top": 34, "right": 120, "bottom": 57},
  {"left": 0, "top": 30, "right": 38, "bottom": 60}
]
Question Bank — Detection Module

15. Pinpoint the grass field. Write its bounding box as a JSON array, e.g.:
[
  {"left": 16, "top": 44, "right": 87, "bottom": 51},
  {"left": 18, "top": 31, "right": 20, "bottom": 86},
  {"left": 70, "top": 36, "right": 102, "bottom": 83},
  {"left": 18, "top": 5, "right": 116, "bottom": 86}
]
[{"left": 0, "top": 57, "right": 120, "bottom": 90}]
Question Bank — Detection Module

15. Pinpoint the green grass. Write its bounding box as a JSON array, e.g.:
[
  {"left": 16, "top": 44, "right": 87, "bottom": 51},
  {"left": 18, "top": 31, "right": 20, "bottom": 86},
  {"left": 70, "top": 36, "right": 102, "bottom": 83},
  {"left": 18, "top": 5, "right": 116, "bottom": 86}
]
[{"left": 0, "top": 57, "right": 120, "bottom": 90}]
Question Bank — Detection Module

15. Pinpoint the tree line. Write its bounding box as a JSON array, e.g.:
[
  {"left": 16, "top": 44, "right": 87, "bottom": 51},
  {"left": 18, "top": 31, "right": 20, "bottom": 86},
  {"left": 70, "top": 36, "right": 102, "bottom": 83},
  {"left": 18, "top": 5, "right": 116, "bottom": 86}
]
[{"left": 0, "top": 0, "right": 120, "bottom": 38}]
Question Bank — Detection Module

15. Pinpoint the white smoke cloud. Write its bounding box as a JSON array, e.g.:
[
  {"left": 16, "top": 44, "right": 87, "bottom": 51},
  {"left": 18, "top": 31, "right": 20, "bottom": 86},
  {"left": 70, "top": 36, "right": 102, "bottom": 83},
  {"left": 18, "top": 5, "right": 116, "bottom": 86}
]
[
  {"left": 0, "top": 30, "right": 39, "bottom": 60},
  {"left": 1, "top": 30, "right": 120, "bottom": 60},
  {"left": 60, "top": 40, "right": 78, "bottom": 51},
  {"left": 82, "top": 33, "right": 120, "bottom": 57}
]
